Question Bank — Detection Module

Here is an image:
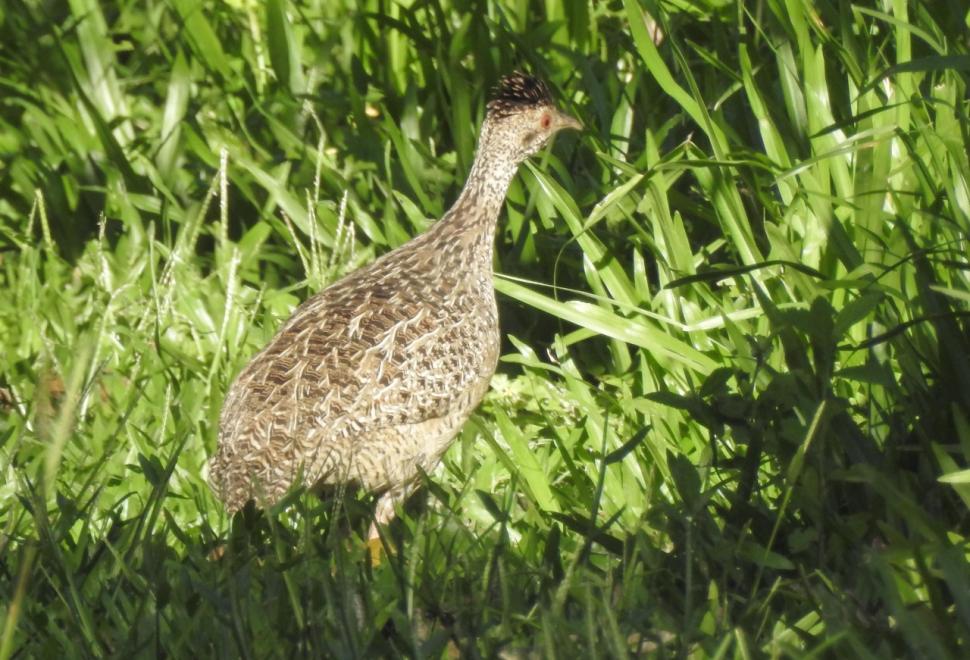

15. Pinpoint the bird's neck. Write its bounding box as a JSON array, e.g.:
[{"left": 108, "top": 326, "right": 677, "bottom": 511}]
[
  {"left": 447, "top": 155, "right": 518, "bottom": 226},
  {"left": 428, "top": 127, "right": 519, "bottom": 263}
]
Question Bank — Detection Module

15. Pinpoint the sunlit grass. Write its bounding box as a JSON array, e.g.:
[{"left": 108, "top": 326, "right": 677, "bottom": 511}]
[{"left": 2, "top": 0, "right": 969, "bottom": 657}]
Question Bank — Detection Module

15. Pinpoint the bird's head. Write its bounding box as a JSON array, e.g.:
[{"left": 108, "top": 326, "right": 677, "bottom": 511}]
[{"left": 482, "top": 72, "right": 582, "bottom": 164}]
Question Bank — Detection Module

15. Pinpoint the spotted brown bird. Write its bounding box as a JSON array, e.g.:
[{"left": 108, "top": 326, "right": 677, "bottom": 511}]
[{"left": 208, "top": 73, "right": 581, "bottom": 541}]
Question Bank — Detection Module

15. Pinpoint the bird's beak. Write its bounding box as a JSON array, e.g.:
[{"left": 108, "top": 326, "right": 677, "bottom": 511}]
[{"left": 555, "top": 110, "right": 583, "bottom": 132}]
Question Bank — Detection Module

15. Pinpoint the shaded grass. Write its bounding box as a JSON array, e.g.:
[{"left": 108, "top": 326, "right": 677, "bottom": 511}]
[{"left": 2, "top": 0, "right": 970, "bottom": 656}]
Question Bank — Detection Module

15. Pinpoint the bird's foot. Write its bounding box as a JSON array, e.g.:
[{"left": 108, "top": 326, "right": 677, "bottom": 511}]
[{"left": 366, "top": 521, "right": 392, "bottom": 565}]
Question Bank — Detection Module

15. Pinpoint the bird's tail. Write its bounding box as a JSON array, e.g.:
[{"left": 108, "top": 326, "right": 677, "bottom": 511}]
[{"left": 206, "top": 448, "right": 249, "bottom": 514}]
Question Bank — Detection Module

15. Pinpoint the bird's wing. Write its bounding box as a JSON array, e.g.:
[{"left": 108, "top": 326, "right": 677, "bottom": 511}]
[{"left": 216, "top": 281, "right": 497, "bottom": 467}]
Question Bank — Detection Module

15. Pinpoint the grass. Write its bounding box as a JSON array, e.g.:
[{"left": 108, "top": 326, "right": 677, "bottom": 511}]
[{"left": 2, "top": 0, "right": 970, "bottom": 656}]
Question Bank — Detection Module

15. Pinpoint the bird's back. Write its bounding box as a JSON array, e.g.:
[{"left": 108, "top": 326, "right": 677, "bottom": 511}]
[{"left": 208, "top": 237, "right": 500, "bottom": 512}]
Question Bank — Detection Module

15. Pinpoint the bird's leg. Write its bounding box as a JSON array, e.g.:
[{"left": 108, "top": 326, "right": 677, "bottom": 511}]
[
  {"left": 368, "top": 487, "right": 405, "bottom": 541},
  {"left": 366, "top": 486, "right": 408, "bottom": 564}
]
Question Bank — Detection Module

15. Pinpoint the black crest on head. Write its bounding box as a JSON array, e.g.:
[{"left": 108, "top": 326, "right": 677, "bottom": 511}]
[{"left": 487, "top": 72, "right": 553, "bottom": 118}]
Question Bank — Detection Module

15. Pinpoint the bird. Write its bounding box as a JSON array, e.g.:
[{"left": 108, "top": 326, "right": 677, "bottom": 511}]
[{"left": 208, "top": 72, "right": 581, "bottom": 543}]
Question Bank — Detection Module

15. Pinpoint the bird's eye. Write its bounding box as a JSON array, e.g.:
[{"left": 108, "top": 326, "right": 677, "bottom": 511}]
[{"left": 540, "top": 113, "right": 552, "bottom": 129}]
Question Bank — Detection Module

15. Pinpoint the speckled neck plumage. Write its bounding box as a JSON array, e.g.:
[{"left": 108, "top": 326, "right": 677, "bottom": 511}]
[{"left": 424, "top": 119, "right": 520, "bottom": 268}]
